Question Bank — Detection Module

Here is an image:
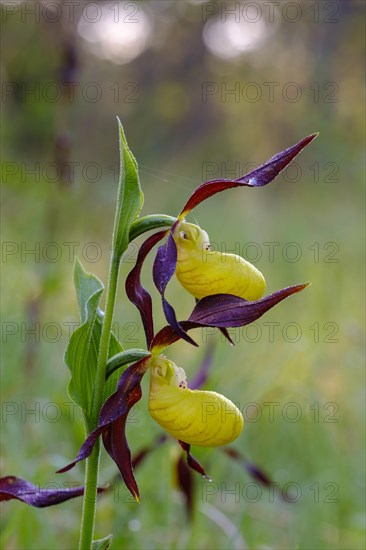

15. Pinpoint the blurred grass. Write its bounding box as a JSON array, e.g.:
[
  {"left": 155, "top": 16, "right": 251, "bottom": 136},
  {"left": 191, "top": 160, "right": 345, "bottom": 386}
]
[{"left": 1, "top": 1, "right": 365, "bottom": 549}]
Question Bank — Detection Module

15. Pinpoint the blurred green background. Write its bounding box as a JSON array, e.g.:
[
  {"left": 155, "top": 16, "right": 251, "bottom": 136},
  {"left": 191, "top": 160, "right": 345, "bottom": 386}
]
[{"left": 1, "top": 1, "right": 365, "bottom": 548}]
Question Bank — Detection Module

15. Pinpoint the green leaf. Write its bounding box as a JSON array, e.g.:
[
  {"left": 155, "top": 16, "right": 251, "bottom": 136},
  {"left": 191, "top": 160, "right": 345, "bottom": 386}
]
[
  {"left": 74, "top": 257, "right": 104, "bottom": 323},
  {"left": 92, "top": 535, "right": 113, "bottom": 550},
  {"left": 65, "top": 287, "right": 103, "bottom": 418},
  {"left": 129, "top": 214, "right": 177, "bottom": 242},
  {"left": 65, "top": 260, "right": 123, "bottom": 418},
  {"left": 114, "top": 118, "right": 144, "bottom": 258}
]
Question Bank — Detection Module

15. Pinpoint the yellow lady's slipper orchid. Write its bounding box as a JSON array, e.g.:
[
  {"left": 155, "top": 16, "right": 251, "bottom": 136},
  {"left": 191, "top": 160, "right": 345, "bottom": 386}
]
[
  {"left": 148, "top": 356, "right": 243, "bottom": 447},
  {"left": 173, "top": 221, "right": 266, "bottom": 301}
]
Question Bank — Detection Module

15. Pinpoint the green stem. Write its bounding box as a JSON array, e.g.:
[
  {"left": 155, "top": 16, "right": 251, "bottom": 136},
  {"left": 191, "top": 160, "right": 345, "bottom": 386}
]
[
  {"left": 78, "top": 253, "right": 120, "bottom": 550},
  {"left": 78, "top": 438, "right": 100, "bottom": 550},
  {"left": 91, "top": 254, "right": 120, "bottom": 421}
]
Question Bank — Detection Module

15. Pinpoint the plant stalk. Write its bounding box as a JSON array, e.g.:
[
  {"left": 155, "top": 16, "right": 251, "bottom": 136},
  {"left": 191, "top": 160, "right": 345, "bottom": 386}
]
[
  {"left": 78, "top": 253, "right": 120, "bottom": 549},
  {"left": 78, "top": 438, "right": 101, "bottom": 550}
]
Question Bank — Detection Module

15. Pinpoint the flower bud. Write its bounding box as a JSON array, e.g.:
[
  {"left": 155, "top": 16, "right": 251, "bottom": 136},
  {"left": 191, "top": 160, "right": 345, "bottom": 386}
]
[
  {"left": 148, "top": 356, "right": 243, "bottom": 447},
  {"left": 173, "top": 222, "right": 266, "bottom": 301}
]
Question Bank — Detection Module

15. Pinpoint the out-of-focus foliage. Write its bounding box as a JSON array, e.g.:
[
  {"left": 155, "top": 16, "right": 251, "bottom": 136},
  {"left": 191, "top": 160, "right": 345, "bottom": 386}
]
[{"left": 1, "top": 1, "right": 364, "bottom": 549}]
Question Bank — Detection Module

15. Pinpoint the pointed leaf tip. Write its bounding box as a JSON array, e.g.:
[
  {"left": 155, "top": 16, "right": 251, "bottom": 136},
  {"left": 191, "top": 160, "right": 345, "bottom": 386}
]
[
  {"left": 73, "top": 258, "right": 104, "bottom": 324},
  {"left": 113, "top": 119, "right": 143, "bottom": 258},
  {"left": 92, "top": 534, "right": 113, "bottom": 550}
]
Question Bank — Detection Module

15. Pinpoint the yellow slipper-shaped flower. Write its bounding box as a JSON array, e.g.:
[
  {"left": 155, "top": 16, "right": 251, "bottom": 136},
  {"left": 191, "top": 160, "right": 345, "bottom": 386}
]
[
  {"left": 148, "top": 356, "right": 243, "bottom": 447},
  {"left": 173, "top": 221, "right": 266, "bottom": 301}
]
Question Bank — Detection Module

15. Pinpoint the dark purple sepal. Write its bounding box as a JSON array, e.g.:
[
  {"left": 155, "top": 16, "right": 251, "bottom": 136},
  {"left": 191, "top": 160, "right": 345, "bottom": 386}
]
[
  {"left": 223, "top": 448, "right": 292, "bottom": 502},
  {"left": 179, "top": 133, "right": 318, "bottom": 216},
  {"left": 151, "top": 284, "right": 309, "bottom": 351},
  {"left": 178, "top": 441, "right": 211, "bottom": 480},
  {"left": 218, "top": 327, "right": 235, "bottom": 345},
  {"left": 132, "top": 435, "right": 168, "bottom": 469},
  {"left": 153, "top": 230, "right": 197, "bottom": 347},
  {"left": 0, "top": 476, "right": 105, "bottom": 508},
  {"left": 57, "top": 357, "right": 150, "bottom": 500},
  {"left": 188, "top": 284, "right": 310, "bottom": 328},
  {"left": 245, "top": 462, "right": 274, "bottom": 487},
  {"left": 56, "top": 425, "right": 104, "bottom": 474},
  {"left": 126, "top": 231, "right": 167, "bottom": 347},
  {"left": 194, "top": 298, "right": 234, "bottom": 347},
  {"left": 102, "top": 415, "right": 140, "bottom": 502},
  {"left": 176, "top": 455, "right": 194, "bottom": 520},
  {"left": 223, "top": 448, "right": 272, "bottom": 486}
]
